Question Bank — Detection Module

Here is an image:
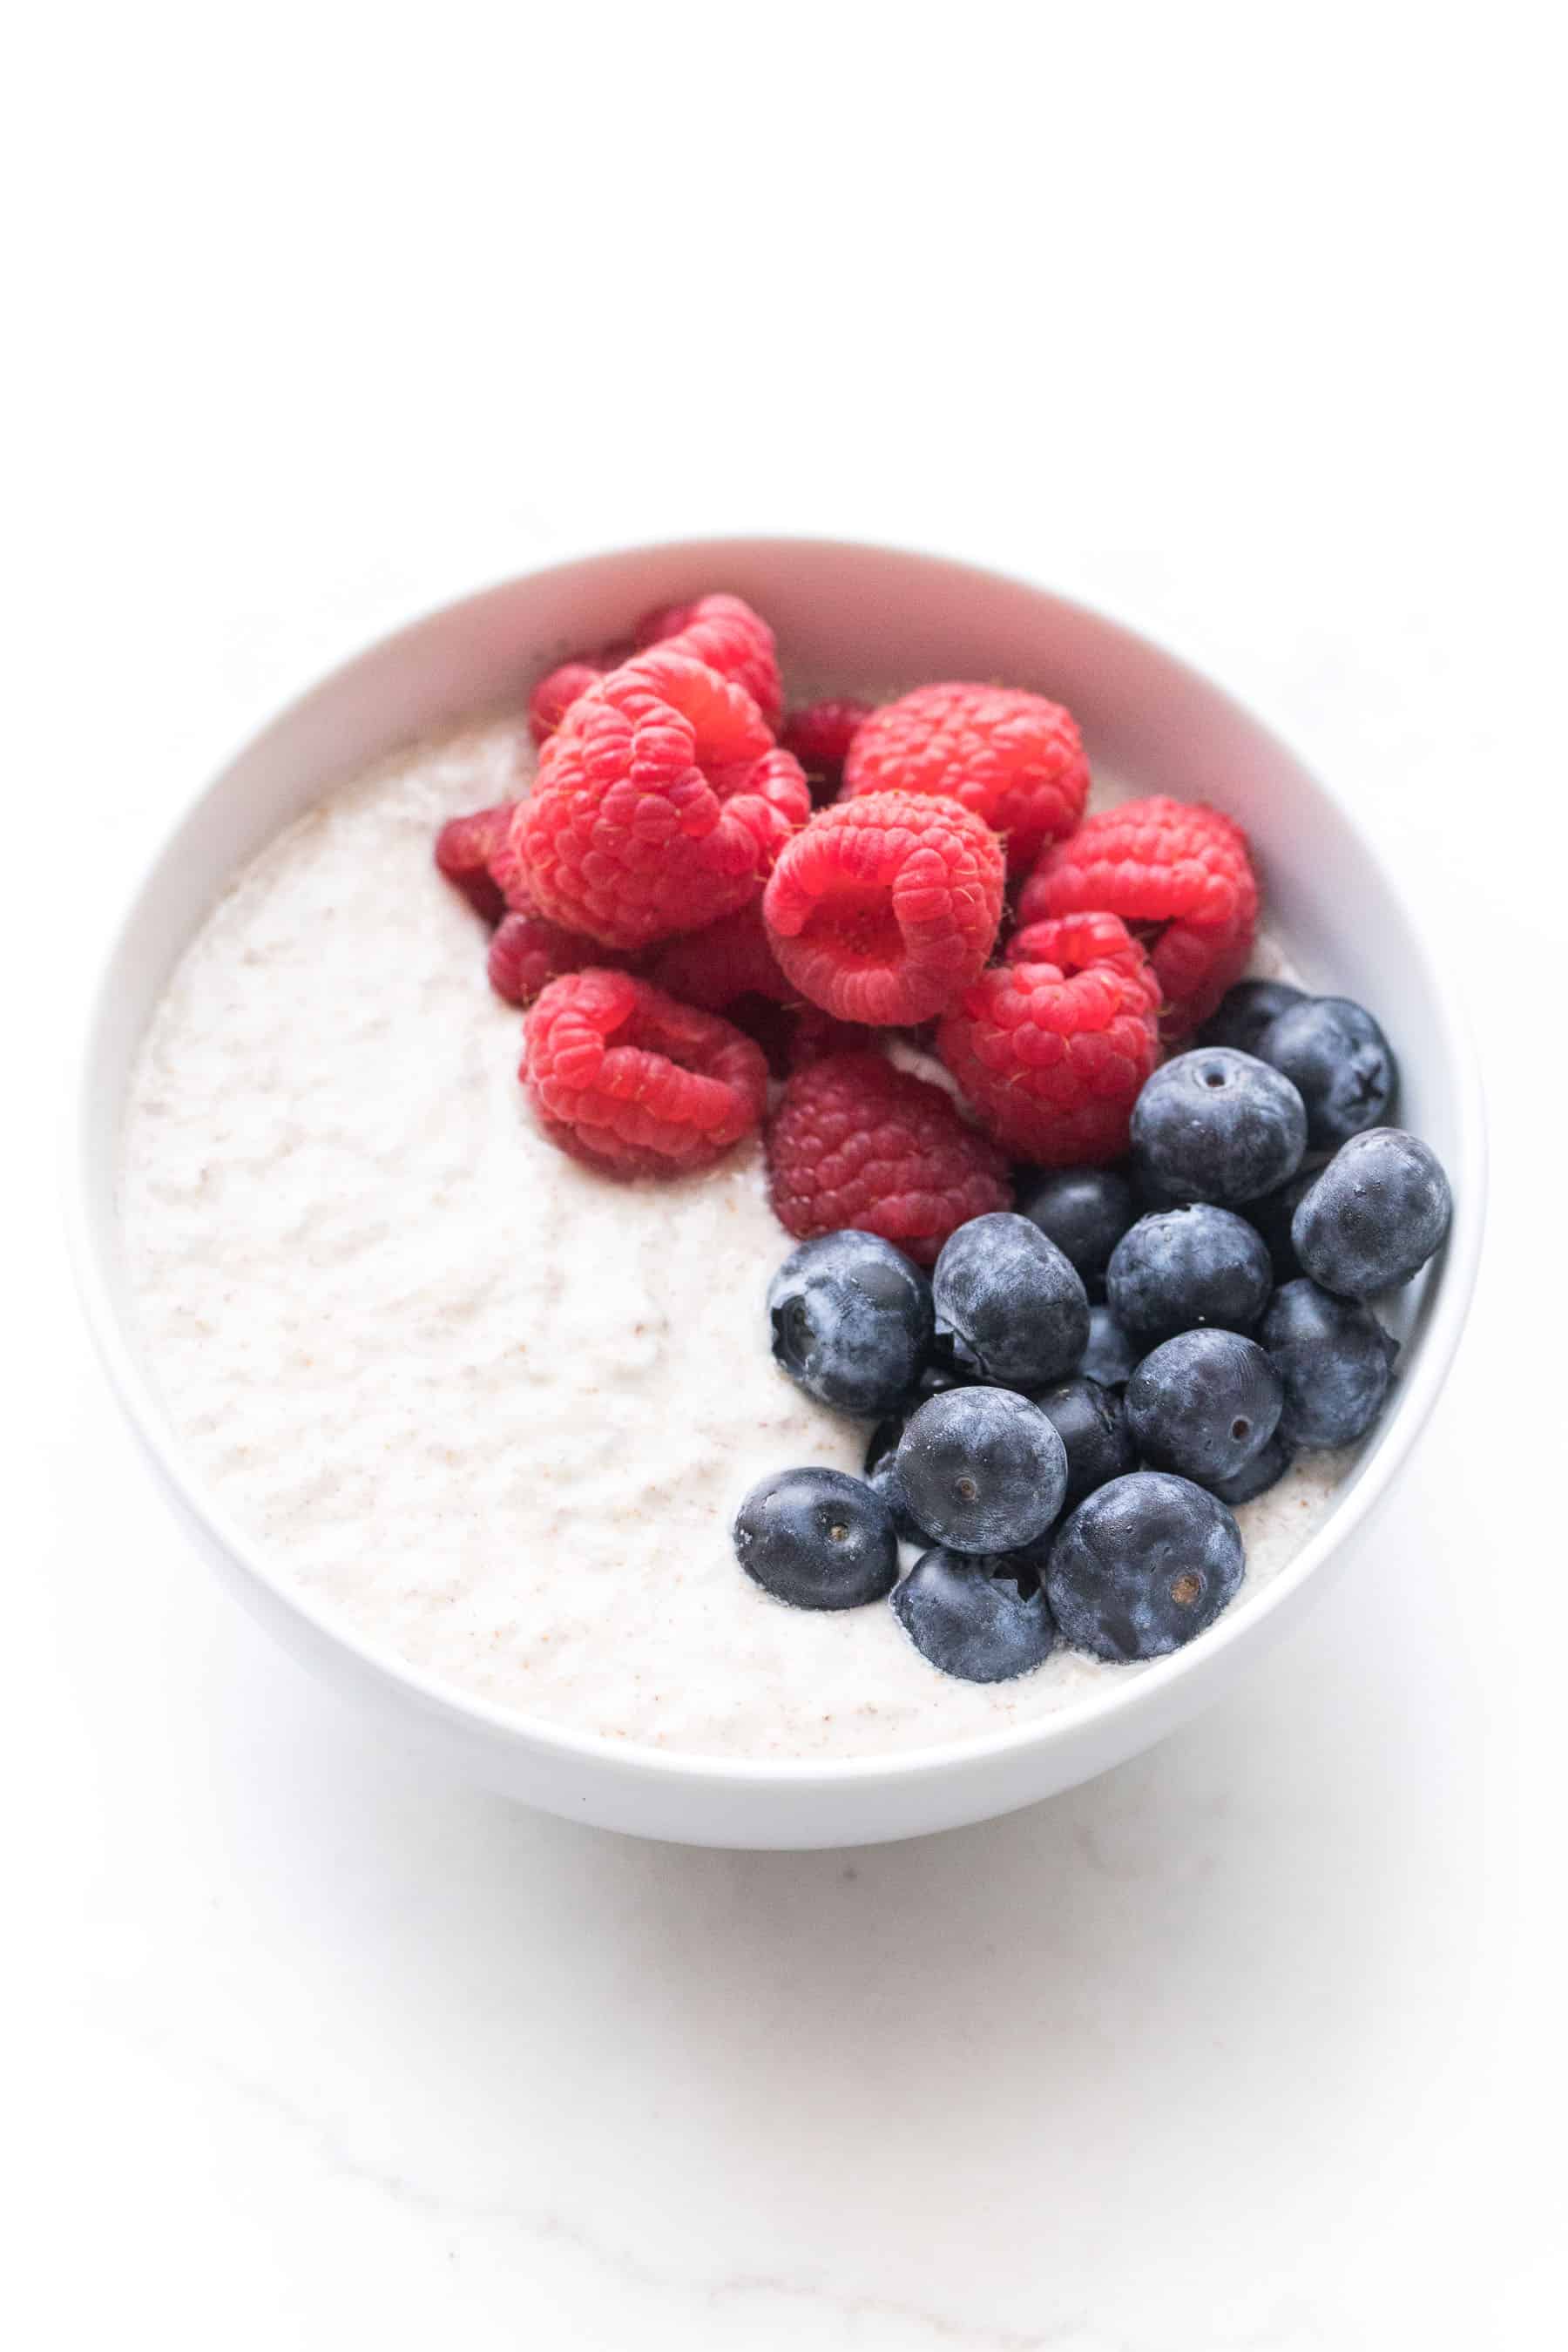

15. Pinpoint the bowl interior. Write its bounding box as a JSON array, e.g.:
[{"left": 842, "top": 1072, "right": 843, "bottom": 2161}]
[{"left": 78, "top": 537, "right": 1481, "bottom": 1790}]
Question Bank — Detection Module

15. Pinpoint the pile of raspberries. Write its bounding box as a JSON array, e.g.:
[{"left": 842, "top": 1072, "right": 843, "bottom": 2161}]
[{"left": 434, "top": 591, "right": 1259, "bottom": 1266}]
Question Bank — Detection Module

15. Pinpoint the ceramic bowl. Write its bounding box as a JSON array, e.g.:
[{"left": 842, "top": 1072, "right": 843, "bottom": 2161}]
[{"left": 71, "top": 538, "right": 1484, "bottom": 1847}]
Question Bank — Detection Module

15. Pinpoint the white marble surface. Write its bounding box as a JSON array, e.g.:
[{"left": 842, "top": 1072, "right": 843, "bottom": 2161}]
[{"left": 10, "top": 8, "right": 1565, "bottom": 2345}]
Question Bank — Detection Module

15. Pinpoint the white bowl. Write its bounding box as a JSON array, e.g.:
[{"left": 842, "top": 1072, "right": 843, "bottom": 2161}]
[{"left": 71, "top": 538, "right": 1485, "bottom": 1848}]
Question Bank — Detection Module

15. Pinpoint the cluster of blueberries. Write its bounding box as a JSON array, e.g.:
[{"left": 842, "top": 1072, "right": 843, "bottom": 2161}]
[{"left": 732, "top": 982, "right": 1453, "bottom": 1684}]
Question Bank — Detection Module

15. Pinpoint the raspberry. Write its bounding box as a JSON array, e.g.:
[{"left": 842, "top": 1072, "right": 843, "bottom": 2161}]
[
  {"left": 937, "top": 911, "right": 1162, "bottom": 1166},
  {"left": 509, "top": 647, "right": 809, "bottom": 950},
  {"left": 780, "top": 699, "right": 873, "bottom": 802},
  {"left": 645, "top": 899, "right": 793, "bottom": 1011},
  {"left": 635, "top": 592, "right": 782, "bottom": 730},
  {"left": 434, "top": 803, "right": 516, "bottom": 924},
  {"left": 761, "top": 792, "right": 1004, "bottom": 1026},
  {"left": 528, "top": 658, "right": 612, "bottom": 747},
  {"left": 786, "top": 1006, "right": 875, "bottom": 1068},
  {"left": 767, "top": 1051, "right": 1012, "bottom": 1266},
  {"left": 1017, "top": 796, "right": 1258, "bottom": 1035},
  {"left": 488, "top": 905, "right": 622, "bottom": 1007},
  {"left": 523, "top": 969, "right": 768, "bottom": 1177},
  {"left": 841, "top": 683, "right": 1090, "bottom": 874}
]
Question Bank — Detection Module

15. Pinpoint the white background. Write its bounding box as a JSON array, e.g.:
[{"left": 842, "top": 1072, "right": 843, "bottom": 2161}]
[{"left": 7, "top": 6, "right": 1565, "bottom": 2346}]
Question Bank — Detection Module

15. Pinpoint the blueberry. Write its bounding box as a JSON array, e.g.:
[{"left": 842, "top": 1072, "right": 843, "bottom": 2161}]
[
  {"left": 1014, "top": 1167, "right": 1136, "bottom": 1300},
  {"left": 895, "top": 1385, "right": 1068, "bottom": 1553},
  {"left": 733, "top": 1467, "right": 899, "bottom": 1610},
  {"left": 1245, "top": 1167, "right": 1316, "bottom": 1284},
  {"left": 863, "top": 1416, "right": 924, "bottom": 1542},
  {"left": 931, "top": 1212, "right": 1090, "bottom": 1389},
  {"left": 1207, "top": 1432, "right": 1294, "bottom": 1506},
  {"left": 1078, "top": 1303, "right": 1138, "bottom": 1389},
  {"left": 1044, "top": 1471, "right": 1245, "bottom": 1660},
  {"left": 1125, "top": 1328, "right": 1283, "bottom": 1484},
  {"left": 1131, "top": 1050, "right": 1308, "bottom": 1207},
  {"left": 1197, "top": 978, "right": 1307, "bottom": 1056},
  {"left": 891, "top": 1549, "right": 1057, "bottom": 1682},
  {"left": 1032, "top": 1376, "right": 1136, "bottom": 1507},
  {"left": 1261, "top": 1279, "right": 1399, "bottom": 1448},
  {"left": 1258, "top": 996, "right": 1396, "bottom": 1150},
  {"left": 768, "top": 1231, "right": 933, "bottom": 1416},
  {"left": 1291, "top": 1127, "right": 1452, "bottom": 1300},
  {"left": 1105, "top": 1205, "right": 1274, "bottom": 1344}
]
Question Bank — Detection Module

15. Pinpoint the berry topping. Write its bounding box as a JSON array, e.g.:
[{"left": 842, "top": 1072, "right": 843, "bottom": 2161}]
[
  {"left": 761, "top": 792, "right": 1005, "bottom": 1025},
  {"left": 1079, "top": 1302, "right": 1139, "bottom": 1389},
  {"left": 1261, "top": 1280, "right": 1399, "bottom": 1449},
  {"left": 1015, "top": 1166, "right": 1138, "bottom": 1301},
  {"left": 1105, "top": 1205, "right": 1274, "bottom": 1344},
  {"left": 784, "top": 1006, "right": 876, "bottom": 1069},
  {"left": 780, "top": 700, "right": 872, "bottom": 801},
  {"left": 1257, "top": 995, "right": 1397, "bottom": 1150},
  {"left": 635, "top": 592, "right": 783, "bottom": 730},
  {"left": 1291, "top": 1128, "right": 1451, "bottom": 1300},
  {"left": 1196, "top": 978, "right": 1306, "bottom": 1056},
  {"left": 1032, "top": 1375, "right": 1137, "bottom": 1508},
  {"left": 767, "top": 1230, "right": 935, "bottom": 1416},
  {"left": 1208, "top": 1432, "right": 1294, "bottom": 1506},
  {"left": 1244, "top": 1167, "right": 1315, "bottom": 1284},
  {"left": 765, "top": 1051, "right": 1012, "bottom": 1268},
  {"left": 895, "top": 1386, "right": 1068, "bottom": 1554},
  {"left": 733, "top": 1467, "right": 899, "bottom": 1611},
  {"left": 528, "top": 657, "right": 616, "bottom": 747},
  {"left": 936, "top": 912, "right": 1161, "bottom": 1166},
  {"left": 1131, "top": 1048, "right": 1308, "bottom": 1206},
  {"left": 646, "top": 898, "right": 794, "bottom": 1011},
  {"left": 932, "top": 1212, "right": 1091, "bottom": 1389},
  {"left": 1125, "top": 1328, "right": 1284, "bottom": 1486},
  {"left": 434, "top": 803, "right": 516, "bottom": 925},
  {"left": 842, "top": 682, "right": 1090, "bottom": 873},
  {"left": 487, "top": 906, "right": 618, "bottom": 1007},
  {"left": 512, "top": 647, "right": 809, "bottom": 950},
  {"left": 1045, "top": 1472, "right": 1245, "bottom": 1660},
  {"left": 522, "top": 969, "right": 767, "bottom": 1177},
  {"left": 1019, "top": 795, "right": 1258, "bottom": 1035},
  {"left": 863, "top": 1416, "right": 925, "bottom": 1543},
  {"left": 891, "top": 1548, "right": 1058, "bottom": 1682}
]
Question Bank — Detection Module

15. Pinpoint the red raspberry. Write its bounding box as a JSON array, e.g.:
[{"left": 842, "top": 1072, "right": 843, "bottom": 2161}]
[
  {"left": 780, "top": 699, "right": 873, "bottom": 802},
  {"left": 635, "top": 593, "right": 782, "bottom": 730},
  {"left": 434, "top": 803, "right": 516, "bottom": 924},
  {"left": 488, "top": 906, "right": 622, "bottom": 1006},
  {"left": 1017, "top": 795, "right": 1258, "bottom": 1035},
  {"left": 785, "top": 1006, "right": 875, "bottom": 1069},
  {"left": 841, "top": 683, "right": 1090, "bottom": 874},
  {"left": 937, "top": 911, "right": 1161, "bottom": 1166},
  {"left": 528, "top": 658, "right": 612, "bottom": 747},
  {"left": 509, "top": 647, "right": 809, "bottom": 950},
  {"left": 645, "top": 899, "right": 793, "bottom": 1011},
  {"left": 523, "top": 969, "right": 768, "bottom": 1177},
  {"left": 761, "top": 792, "right": 1004, "bottom": 1026},
  {"left": 767, "top": 1051, "right": 1012, "bottom": 1267}
]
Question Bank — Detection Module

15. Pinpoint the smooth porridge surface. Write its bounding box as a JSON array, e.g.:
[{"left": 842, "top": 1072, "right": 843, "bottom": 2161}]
[{"left": 118, "top": 717, "right": 1349, "bottom": 1760}]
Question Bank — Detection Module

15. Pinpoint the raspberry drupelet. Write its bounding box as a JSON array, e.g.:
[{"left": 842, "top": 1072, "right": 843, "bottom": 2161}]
[
  {"left": 523, "top": 969, "right": 769, "bottom": 1177},
  {"left": 761, "top": 791, "right": 1005, "bottom": 1026},
  {"left": 509, "top": 647, "right": 809, "bottom": 951},
  {"left": 767, "top": 1050, "right": 1012, "bottom": 1266},
  {"left": 841, "top": 682, "right": 1090, "bottom": 873},
  {"left": 937, "top": 911, "right": 1162, "bottom": 1166},
  {"left": 634, "top": 592, "right": 783, "bottom": 731},
  {"left": 1017, "top": 795, "right": 1258, "bottom": 1035}
]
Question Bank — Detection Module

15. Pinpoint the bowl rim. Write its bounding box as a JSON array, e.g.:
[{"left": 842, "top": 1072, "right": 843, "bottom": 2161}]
[{"left": 68, "top": 533, "right": 1488, "bottom": 1788}]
